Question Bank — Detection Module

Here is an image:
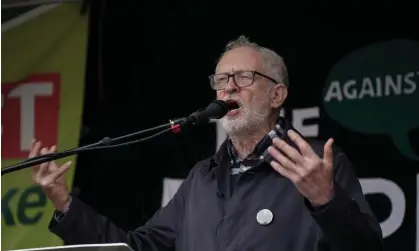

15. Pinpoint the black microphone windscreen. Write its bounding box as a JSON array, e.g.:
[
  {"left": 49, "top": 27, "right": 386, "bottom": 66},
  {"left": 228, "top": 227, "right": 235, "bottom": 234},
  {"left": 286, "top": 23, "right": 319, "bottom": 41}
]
[{"left": 205, "top": 100, "right": 229, "bottom": 119}]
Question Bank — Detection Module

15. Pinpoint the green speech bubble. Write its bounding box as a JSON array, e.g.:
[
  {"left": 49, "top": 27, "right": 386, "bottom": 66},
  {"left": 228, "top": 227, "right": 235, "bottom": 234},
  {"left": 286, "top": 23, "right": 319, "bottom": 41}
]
[{"left": 322, "top": 39, "right": 419, "bottom": 160}]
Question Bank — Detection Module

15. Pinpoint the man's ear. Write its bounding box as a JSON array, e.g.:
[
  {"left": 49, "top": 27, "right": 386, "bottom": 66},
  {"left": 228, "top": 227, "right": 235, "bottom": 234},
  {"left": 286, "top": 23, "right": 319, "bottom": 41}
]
[{"left": 271, "top": 84, "right": 288, "bottom": 109}]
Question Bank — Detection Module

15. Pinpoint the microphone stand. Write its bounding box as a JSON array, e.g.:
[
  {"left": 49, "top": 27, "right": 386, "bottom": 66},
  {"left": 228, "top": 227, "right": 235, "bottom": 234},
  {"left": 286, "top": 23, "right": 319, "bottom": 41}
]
[
  {"left": 2, "top": 99, "right": 235, "bottom": 176},
  {"left": 1, "top": 118, "right": 186, "bottom": 176}
]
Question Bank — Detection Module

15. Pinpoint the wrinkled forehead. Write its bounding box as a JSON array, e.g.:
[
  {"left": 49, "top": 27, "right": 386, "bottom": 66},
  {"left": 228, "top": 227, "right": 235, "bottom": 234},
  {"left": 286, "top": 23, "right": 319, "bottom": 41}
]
[{"left": 215, "top": 47, "right": 264, "bottom": 74}]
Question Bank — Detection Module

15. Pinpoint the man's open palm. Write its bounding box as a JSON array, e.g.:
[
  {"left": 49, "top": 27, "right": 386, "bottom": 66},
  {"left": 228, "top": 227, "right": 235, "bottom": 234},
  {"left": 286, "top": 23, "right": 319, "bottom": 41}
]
[{"left": 30, "top": 140, "right": 72, "bottom": 211}]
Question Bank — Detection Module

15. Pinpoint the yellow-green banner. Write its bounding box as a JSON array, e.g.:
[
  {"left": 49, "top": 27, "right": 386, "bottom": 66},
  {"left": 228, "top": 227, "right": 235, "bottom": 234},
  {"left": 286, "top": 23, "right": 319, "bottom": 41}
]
[{"left": 1, "top": 3, "right": 87, "bottom": 250}]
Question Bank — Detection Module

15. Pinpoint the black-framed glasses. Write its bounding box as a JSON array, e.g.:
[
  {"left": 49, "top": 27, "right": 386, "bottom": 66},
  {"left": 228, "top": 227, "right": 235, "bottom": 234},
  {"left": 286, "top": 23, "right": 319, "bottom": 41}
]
[{"left": 208, "top": 70, "right": 278, "bottom": 90}]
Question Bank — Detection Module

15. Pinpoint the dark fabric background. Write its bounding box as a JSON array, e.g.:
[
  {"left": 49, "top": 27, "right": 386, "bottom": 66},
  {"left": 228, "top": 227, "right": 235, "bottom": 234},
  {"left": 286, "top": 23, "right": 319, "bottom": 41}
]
[{"left": 73, "top": 1, "right": 419, "bottom": 250}]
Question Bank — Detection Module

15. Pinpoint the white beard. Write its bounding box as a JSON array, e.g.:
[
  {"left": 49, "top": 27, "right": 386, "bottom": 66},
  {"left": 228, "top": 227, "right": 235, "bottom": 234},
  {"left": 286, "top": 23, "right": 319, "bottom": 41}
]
[{"left": 220, "top": 95, "right": 271, "bottom": 136}]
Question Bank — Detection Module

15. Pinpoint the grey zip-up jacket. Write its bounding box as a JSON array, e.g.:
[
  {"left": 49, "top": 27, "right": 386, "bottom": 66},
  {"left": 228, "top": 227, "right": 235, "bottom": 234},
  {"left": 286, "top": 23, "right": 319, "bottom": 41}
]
[{"left": 49, "top": 119, "right": 383, "bottom": 251}]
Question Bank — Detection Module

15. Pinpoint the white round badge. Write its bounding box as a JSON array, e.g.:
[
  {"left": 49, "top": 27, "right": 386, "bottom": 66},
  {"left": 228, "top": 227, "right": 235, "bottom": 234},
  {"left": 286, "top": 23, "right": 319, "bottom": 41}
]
[{"left": 256, "top": 209, "right": 274, "bottom": 226}]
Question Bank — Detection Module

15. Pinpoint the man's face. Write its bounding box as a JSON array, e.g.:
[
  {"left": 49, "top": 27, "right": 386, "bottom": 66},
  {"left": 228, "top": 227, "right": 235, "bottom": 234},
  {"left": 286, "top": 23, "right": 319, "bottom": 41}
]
[{"left": 215, "top": 47, "right": 274, "bottom": 135}]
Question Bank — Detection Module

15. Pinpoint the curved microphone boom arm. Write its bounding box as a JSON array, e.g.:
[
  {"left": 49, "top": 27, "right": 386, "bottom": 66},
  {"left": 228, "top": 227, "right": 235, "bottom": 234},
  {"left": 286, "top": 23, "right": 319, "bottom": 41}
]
[{"left": 1, "top": 100, "right": 238, "bottom": 176}]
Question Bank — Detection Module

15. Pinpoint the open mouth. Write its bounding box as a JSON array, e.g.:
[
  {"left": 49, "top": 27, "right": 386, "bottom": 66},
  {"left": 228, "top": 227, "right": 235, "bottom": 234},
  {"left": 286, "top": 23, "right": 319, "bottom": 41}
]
[{"left": 226, "top": 100, "right": 241, "bottom": 115}]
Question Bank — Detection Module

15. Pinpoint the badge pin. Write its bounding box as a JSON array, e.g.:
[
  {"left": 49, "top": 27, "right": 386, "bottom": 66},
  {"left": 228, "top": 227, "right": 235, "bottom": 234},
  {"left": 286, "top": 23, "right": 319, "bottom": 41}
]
[{"left": 256, "top": 209, "right": 274, "bottom": 226}]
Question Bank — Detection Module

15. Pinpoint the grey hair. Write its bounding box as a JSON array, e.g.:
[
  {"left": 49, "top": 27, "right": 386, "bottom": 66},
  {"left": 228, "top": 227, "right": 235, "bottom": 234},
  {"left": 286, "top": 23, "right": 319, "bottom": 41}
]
[{"left": 218, "top": 35, "right": 289, "bottom": 86}]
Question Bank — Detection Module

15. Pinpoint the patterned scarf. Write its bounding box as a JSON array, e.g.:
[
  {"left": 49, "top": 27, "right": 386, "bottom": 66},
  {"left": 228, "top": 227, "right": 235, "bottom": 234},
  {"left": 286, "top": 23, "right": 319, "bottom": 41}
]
[{"left": 227, "top": 116, "right": 287, "bottom": 175}]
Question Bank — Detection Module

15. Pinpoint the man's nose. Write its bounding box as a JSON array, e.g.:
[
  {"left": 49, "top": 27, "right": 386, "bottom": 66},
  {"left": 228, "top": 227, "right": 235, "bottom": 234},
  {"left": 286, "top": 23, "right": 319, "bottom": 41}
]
[{"left": 224, "top": 76, "right": 239, "bottom": 93}]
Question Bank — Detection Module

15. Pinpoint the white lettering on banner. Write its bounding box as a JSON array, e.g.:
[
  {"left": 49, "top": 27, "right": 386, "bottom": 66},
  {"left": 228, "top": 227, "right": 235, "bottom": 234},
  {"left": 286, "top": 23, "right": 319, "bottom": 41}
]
[
  {"left": 292, "top": 107, "right": 319, "bottom": 137},
  {"left": 215, "top": 119, "right": 226, "bottom": 152},
  {"left": 161, "top": 178, "right": 184, "bottom": 207},
  {"left": 360, "top": 178, "right": 406, "bottom": 238},
  {"left": 324, "top": 71, "right": 418, "bottom": 102},
  {"left": 3, "top": 82, "right": 53, "bottom": 151}
]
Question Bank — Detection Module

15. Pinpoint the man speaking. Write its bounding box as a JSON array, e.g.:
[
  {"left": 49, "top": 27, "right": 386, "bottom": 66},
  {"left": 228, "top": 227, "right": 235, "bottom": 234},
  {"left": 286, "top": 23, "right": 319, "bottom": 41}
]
[{"left": 30, "top": 35, "right": 384, "bottom": 251}]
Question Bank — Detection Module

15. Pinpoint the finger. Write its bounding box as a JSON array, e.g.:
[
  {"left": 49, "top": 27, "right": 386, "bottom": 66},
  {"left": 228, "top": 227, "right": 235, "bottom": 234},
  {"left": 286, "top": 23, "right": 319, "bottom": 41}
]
[
  {"left": 47, "top": 146, "right": 59, "bottom": 172},
  {"left": 30, "top": 141, "right": 43, "bottom": 176},
  {"left": 29, "top": 138, "right": 36, "bottom": 156},
  {"left": 29, "top": 140, "right": 42, "bottom": 158},
  {"left": 287, "top": 130, "right": 316, "bottom": 157},
  {"left": 323, "top": 138, "right": 334, "bottom": 164},
  {"left": 37, "top": 148, "right": 50, "bottom": 179},
  {"left": 268, "top": 146, "right": 304, "bottom": 176},
  {"left": 33, "top": 146, "right": 53, "bottom": 183},
  {"left": 272, "top": 138, "right": 303, "bottom": 164},
  {"left": 270, "top": 161, "right": 299, "bottom": 183},
  {"left": 43, "top": 161, "right": 72, "bottom": 186},
  {"left": 50, "top": 145, "right": 56, "bottom": 152}
]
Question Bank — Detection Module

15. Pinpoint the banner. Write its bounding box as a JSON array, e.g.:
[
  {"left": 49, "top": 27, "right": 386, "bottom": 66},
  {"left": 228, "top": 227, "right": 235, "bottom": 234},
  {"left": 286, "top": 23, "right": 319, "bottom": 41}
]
[{"left": 1, "top": 3, "right": 87, "bottom": 250}]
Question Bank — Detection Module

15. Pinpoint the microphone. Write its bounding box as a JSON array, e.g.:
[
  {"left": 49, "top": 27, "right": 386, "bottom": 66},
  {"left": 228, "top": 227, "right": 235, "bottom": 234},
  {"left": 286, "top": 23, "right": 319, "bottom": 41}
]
[
  {"left": 178, "top": 100, "right": 239, "bottom": 128},
  {"left": 1, "top": 100, "right": 238, "bottom": 176}
]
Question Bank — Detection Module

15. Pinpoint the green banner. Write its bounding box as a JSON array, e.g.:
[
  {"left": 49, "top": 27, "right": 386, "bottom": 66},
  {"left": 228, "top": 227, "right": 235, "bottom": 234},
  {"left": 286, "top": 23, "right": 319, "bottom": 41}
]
[
  {"left": 1, "top": 3, "right": 87, "bottom": 250},
  {"left": 322, "top": 39, "right": 419, "bottom": 160}
]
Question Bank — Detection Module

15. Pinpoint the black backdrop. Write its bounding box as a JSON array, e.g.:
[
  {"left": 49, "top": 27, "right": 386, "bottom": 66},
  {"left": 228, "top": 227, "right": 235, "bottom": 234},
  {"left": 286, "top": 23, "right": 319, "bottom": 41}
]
[{"left": 73, "top": 1, "right": 419, "bottom": 250}]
